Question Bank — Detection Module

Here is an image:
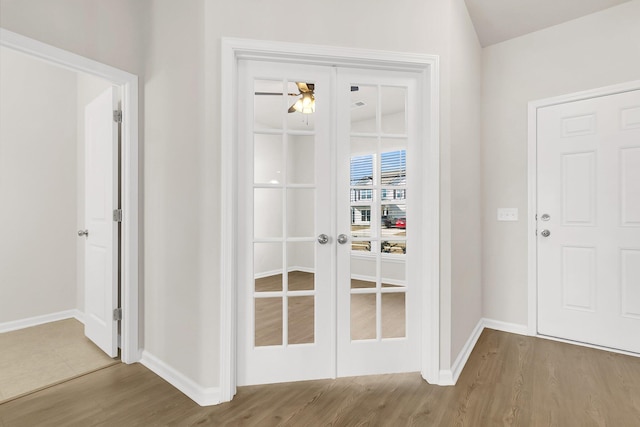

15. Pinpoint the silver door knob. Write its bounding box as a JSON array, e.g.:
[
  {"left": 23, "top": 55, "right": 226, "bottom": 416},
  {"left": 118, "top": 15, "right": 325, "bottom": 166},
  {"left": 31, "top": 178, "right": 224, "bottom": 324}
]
[
  {"left": 78, "top": 229, "right": 89, "bottom": 237},
  {"left": 541, "top": 229, "right": 550, "bottom": 237},
  {"left": 337, "top": 234, "right": 349, "bottom": 245},
  {"left": 317, "top": 234, "right": 329, "bottom": 244}
]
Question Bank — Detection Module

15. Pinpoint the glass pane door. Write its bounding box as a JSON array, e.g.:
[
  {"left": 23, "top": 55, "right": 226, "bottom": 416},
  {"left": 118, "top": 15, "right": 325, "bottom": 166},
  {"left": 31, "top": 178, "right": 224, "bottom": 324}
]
[
  {"left": 238, "top": 60, "right": 332, "bottom": 386},
  {"left": 337, "top": 69, "right": 420, "bottom": 377}
]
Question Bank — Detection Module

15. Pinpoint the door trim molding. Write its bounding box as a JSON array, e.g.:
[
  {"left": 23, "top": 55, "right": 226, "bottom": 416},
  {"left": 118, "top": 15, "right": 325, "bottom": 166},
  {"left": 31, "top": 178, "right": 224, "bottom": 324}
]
[
  {"left": 527, "top": 80, "right": 640, "bottom": 336},
  {"left": 0, "top": 28, "right": 140, "bottom": 363},
  {"left": 221, "top": 38, "right": 440, "bottom": 402}
]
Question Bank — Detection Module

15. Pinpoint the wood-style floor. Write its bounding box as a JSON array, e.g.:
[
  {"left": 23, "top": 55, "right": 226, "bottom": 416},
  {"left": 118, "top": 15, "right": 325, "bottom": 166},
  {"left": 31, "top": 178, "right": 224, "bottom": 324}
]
[{"left": 2, "top": 329, "right": 640, "bottom": 426}]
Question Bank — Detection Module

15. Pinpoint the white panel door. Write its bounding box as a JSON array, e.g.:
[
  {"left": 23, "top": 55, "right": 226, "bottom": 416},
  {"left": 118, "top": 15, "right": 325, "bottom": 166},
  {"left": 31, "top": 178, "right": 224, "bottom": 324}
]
[
  {"left": 336, "top": 69, "right": 421, "bottom": 376},
  {"left": 83, "top": 87, "right": 119, "bottom": 357},
  {"left": 537, "top": 89, "right": 640, "bottom": 353},
  {"left": 237, "top": 61, "right": 333, "bottom": 385}
]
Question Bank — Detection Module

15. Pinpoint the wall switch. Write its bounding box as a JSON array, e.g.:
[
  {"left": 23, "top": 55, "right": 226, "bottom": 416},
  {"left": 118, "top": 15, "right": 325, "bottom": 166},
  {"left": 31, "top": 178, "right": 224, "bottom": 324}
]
[{"left": 497, "top": 208, "right": 518, "bottom": 221}]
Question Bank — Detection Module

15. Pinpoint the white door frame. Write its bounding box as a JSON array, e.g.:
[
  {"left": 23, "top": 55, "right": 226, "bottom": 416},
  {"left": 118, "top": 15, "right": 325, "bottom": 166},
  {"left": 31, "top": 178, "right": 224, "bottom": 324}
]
[
  {"left": 220, "top": 38, "right": 440, "bottom": 402},
  {"left": 0, "top": 28, "right": 140, "bottom": 364},
  {"left": 527, "top": 80, "right": 640, "bottom": 344}
]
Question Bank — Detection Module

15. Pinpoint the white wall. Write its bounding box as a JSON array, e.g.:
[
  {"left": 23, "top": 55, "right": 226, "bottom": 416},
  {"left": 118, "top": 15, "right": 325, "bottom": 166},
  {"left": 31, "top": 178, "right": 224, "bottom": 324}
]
[
  {"left": 481, "top": 0, "right": 640, "bottom": 326},
  {"left": 448, "top": 0, "right": 483, "bottom": 362},
  {"left": 0, "top": 47, "right": 78, "bottom": 323},
  {"left": 1, "top": 0, "right": 484, "bottom": 392}
]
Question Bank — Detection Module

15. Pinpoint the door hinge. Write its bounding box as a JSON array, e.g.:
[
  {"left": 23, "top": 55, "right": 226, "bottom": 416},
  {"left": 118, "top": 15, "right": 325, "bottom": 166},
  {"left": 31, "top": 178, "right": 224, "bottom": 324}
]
[
  {"left": 113, "top": 209, "right": 123, "bottom": 222},
  {"left": 113, "top": 308, "right": 122, "bottom": 321},
  {"left": 113, "top": 110, "right": 122, "bottom": 123}
]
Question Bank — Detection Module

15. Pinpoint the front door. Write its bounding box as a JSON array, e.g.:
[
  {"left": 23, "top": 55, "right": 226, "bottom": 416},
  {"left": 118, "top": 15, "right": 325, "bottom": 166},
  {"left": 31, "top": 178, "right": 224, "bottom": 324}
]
[
  {"left": 537, "top": 89, "right": 640, "bottom": 353},
  {"left": 237, "top": 60, "right": 421, "bottom": 386},
  {"left": 83, "top": 87, "right": 120, "bottom": 357}
]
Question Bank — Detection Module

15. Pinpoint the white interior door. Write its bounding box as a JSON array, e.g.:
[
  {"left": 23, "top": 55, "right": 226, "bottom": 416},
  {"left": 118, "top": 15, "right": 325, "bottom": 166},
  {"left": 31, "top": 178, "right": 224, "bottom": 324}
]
[
  {"left": 336, "top": 69, "right": 421, "bottom": 376},
  {"left": 83, "top": 87, "right": 119, "bottom": 357},
  {"left": 537, "top": 89, "right": 640, "bottom": 353},
  {"left": 237, "top": 61, "right": 333, "bottom": 385},
  {"left": 237, "top": 60, "right": 422, "bottom": 385}
]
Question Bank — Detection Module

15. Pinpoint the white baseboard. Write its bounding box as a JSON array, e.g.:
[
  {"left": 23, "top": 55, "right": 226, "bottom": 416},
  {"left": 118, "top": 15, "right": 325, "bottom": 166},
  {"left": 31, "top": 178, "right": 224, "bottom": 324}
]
[
  {"left": 439, "top": 318, "right": 529, "bottom": 386},
  {"left": 140, "top": 351, "right": 221, "bottom": 406},
  {"left": 254, "top": 267, "right": 315, "bottom": 280},
  {"left": 482, "top": 318, "right": 529, "bottom": 336},
  {"left": 0, "top": 309, "right": 84, "bottom": 333}
]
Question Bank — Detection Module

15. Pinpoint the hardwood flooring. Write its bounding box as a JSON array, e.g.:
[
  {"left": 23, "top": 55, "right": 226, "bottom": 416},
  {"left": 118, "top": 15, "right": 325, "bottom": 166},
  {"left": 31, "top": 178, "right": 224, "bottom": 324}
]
[{"left": 2, "top": 329, "right": 640, "bottom": 426}]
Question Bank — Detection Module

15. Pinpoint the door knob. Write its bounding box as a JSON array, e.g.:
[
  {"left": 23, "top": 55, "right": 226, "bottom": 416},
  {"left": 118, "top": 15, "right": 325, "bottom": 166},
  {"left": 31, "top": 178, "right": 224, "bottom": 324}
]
[
  {"left": 541, "top": 229, "right": 550, "bottom": 237},
  {"left": 317, "top": 234, "right": 329, "bottom": 244},
  {"left": 78, "top": 229, "right": 89, "bottom": 237},
  {"left": 337, "top": 234, "right": 349, "bottom": 245}
]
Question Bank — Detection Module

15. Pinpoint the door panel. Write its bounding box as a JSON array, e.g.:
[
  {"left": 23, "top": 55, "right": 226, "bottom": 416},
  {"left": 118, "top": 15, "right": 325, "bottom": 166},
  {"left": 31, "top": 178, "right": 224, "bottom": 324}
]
[
  {"left": 537, "top": 89, "right": 640, "bottom": 353},
  {"left": 238, "top": 61, "right": 332, "bottom": 386},
  {"left": 83, "top": 87, "right": 119, "bottom": 357},
  {"left": 336, "top": 69, "right": 420, "bottom": 377}
]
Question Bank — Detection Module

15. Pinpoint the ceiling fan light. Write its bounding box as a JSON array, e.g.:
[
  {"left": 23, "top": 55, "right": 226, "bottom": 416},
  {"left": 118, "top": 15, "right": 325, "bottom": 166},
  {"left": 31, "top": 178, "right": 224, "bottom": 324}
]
[{"left": 294, "top": 92, "right": 315, "bottom": 114}]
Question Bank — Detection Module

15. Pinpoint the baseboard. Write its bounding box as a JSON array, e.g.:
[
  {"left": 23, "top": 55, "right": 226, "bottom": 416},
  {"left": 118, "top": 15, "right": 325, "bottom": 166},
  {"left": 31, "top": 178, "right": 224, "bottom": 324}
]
[
  {"left": 438, "top": 318, "right": 529, "bottom": 386},
  {"left": 0, "top": 309, "right": 84, "bottom": 333},
  {"left": 254, "top": 267, "right": 315, "bottom": 280},
  {"left": 482, "top": 318, "right": 529, "bottom": 336},
  {"left": 438, "top": 318, "right": 484, "bottom": 385},
  {"left": 140, "top": 351, "right": 221, "bottom": 406}
]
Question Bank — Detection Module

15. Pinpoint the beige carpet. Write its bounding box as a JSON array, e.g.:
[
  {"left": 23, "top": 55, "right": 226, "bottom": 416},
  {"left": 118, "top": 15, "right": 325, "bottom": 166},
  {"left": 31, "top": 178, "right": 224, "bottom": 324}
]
[{"left": 0, "top": 318, "right": 118, "bottom": 402}]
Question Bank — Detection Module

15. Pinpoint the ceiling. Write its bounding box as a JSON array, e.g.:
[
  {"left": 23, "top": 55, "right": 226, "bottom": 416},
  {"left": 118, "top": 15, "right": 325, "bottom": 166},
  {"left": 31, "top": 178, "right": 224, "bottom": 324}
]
[{"left": 464, "top": 0, "right": 633, "bottom": 46}]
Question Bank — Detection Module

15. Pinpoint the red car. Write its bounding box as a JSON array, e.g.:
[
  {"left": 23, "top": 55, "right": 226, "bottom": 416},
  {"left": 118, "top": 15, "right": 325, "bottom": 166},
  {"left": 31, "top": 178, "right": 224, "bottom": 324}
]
[{"left": 395, "top": 217, "right": 406, "bottom": 229}]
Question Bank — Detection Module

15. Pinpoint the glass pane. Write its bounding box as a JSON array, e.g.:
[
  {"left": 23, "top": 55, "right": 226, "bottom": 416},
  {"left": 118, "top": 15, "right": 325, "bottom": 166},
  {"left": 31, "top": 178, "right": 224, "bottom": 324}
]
[
  {"left": 381, "top": 86, "right": 407, "bottom": 134},
  {"left": 254, "top": 189, "right": 282, "bottom": 238},
  {"left": 286, "top": 80, "right": 316, "bottom": 131},
  {"left": 287, "top": 189, "right": 315, "bottom": 238},
  {"left": 382, "top": 293, "right": 406, "bottom": 338},
  {"left": 381, "top": 258, "right": 406, "bottom": 288},
  {"left": 380, "top": 240, "right": 406, "bottom": 255},
  {"left": 351, "top": 205, "right": 372, "bottom": 238},
  {"left": 254, "top": 134, "right": 283, "bottom": 184},
  {"left": 351, "top": 136, "right": 377, "bottom": 157},
  {"left": 351, "top": 255, "right": 376, "bottom": 288},
  {"left": 254, "top": 80, "right": 284, "bottom": 131},
  {"left": 350, "top": 154, "right": 374, "bottom": 187},
  {"left": 254, "top": 242, "right": 282, "bottom": 292},
  {"left": 351, "top": 240, "right": 371, "bottom": 253},
  {"left": 287, "top": 241, "right": 314, "bottom": 291},
  {"left": 351, "top": 293, "right": 376, "bottom": 340},
  {"left": 287, "top": 135, "right": 314, "bottom": 185},
  {"left": 288, "top": 296, "right": 314, "bottom": 344},
  {"left": 350, "top": 85, "right": 377, "bottom": 133},
  {"left": 255, "top": 298, "right": 282, "bottom": 347},
  {"left": 380, "top": 149, "right": 406, "bottom": 186}
]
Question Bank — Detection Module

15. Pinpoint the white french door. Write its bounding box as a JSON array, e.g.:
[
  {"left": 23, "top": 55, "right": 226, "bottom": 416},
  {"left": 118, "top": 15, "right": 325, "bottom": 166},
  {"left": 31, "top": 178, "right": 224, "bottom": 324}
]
[
  {"left": 336, "top": 69, "right": 420, "bottom": 376},
  {"left": 537, "top": 89, "right": 640, "bottom": 353},
  {"left": 237, "top": 60, "right": 421, "bottom": 386}
]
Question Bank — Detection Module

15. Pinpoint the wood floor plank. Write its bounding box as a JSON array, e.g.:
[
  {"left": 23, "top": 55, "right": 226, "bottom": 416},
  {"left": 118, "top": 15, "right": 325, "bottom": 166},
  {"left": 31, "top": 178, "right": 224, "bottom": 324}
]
[{"left": 2, "top": 329, "right": 640, "bottom": 426}]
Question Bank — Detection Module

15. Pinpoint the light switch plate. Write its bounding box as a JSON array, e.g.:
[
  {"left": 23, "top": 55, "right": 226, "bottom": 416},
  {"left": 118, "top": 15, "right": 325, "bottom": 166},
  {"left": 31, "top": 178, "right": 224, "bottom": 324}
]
[{"left": 497, "top": 208, "right": 518, "bottom": 221}]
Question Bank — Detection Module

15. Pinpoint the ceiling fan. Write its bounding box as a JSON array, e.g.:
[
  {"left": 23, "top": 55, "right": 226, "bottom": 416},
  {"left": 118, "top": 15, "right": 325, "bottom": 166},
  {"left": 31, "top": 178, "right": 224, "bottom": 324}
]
[{"left": 255, "top": 82, "right": 359, "bottom": 114}]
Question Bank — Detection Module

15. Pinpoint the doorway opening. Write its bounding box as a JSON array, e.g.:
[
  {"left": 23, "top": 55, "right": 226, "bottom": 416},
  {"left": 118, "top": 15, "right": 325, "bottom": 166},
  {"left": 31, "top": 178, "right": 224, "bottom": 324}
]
[
  {"left": 0, "top": 28, "right": 140, "bottom": 398},
  {"left": 220, "top": 38, "right": 440, "bottom": 402}
]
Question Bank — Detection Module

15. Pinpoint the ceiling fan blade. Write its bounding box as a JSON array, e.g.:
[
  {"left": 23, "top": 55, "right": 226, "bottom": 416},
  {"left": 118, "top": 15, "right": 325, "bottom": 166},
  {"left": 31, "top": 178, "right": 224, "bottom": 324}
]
[
  {"left": 288, "top": 102, "right": 297, "bottom": 113},
  {"left": 255, "top": 92, "right": 300, "bottom": 96},
  {"left": 296, "top": 82, "right": 310, "bottom": 93}
]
